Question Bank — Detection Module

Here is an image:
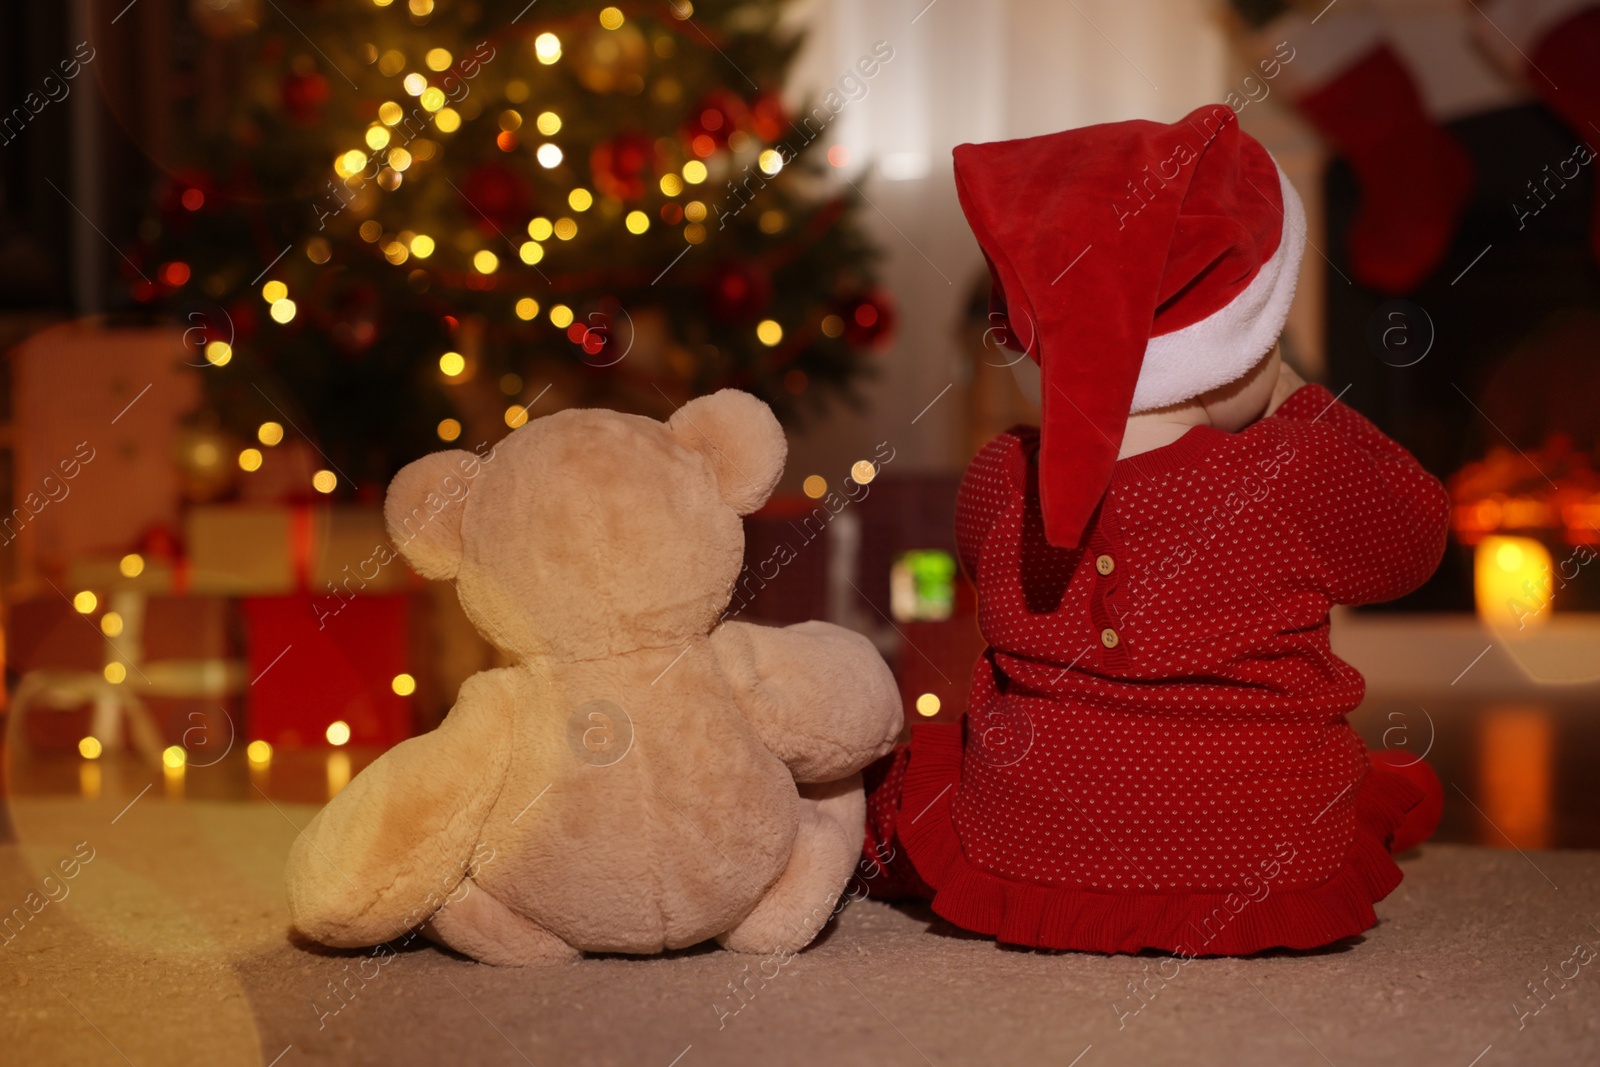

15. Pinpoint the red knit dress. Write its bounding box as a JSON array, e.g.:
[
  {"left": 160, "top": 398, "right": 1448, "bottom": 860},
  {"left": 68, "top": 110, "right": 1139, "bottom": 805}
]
[{"left": 863, "top": 383, "right": 1451, "bottom": 955}]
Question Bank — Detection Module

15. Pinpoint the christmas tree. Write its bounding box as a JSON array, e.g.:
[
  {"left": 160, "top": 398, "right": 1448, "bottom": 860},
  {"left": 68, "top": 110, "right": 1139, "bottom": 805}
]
[{"left": 139, "top": 0, "right": 890, "bottom": 496}]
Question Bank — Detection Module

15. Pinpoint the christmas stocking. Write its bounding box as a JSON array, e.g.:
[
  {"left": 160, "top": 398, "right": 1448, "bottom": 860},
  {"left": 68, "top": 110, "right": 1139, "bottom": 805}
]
[
  {"left": 1476, "top": 0, "right": 1600, "bottom": 261},
  {"left": 1261, "top": 9, "right": 1474, "bottom": 293}
]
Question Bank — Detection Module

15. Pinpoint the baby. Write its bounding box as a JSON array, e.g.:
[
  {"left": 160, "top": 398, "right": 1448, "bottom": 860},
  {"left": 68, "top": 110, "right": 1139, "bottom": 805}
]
[{"left": 862, "top": 105, "right": 1449, "bottom": 956}]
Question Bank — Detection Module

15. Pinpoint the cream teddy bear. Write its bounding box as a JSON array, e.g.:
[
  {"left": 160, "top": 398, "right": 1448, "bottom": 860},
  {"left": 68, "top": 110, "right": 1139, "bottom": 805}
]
[{"left": 286, "top": 390, "right": 902, "bottom": 964}]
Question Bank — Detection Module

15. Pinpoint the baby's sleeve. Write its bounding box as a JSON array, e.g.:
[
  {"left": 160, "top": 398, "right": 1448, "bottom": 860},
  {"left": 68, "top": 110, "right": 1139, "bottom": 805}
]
[
  {"left": 1256, "top": 384, "right": 1450, "bottom": 605},
  {"left": 955, "top": 429, "right": 1030, "bottom": 582}
]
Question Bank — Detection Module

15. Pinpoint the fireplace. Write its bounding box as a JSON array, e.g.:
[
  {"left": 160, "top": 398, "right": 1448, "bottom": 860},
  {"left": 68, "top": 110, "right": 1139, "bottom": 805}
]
[{"left": 1325, "top": 103, "right": 1600, "bottom": 617}]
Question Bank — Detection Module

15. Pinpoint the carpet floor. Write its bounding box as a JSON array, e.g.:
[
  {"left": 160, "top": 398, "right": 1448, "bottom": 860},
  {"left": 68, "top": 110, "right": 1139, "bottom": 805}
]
[{"left": 1, "top": 795, "right": 1597, "bottom": 1066}]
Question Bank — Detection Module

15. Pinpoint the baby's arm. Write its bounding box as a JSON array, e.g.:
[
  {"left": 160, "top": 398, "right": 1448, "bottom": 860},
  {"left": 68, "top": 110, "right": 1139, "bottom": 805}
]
[{"left": 1258, "top": 378, "right": 1450, "bottom": 605}]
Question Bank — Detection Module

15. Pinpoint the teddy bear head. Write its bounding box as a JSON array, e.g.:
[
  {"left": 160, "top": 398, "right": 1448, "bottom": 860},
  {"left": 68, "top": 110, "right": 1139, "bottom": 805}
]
[{"left": 384, "top": 390, "right": 786, "bottom": 662}]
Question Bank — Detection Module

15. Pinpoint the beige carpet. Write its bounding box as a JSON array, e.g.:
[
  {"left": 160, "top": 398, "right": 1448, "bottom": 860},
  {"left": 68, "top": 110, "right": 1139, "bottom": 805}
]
[{"left": 2, "top": 795, "right": 1597, "bottom": 1066}]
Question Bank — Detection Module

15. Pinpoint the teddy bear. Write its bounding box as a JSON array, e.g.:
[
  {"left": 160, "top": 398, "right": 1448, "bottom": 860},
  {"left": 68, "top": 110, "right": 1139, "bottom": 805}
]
[{"left": 285, "top": 389, "right": 903, "bottom": 965}]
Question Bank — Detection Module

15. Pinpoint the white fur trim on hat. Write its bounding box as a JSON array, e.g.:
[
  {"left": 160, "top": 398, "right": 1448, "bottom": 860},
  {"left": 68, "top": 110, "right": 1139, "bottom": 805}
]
[
  {"left": 1472, "top": 0, "right": 1593, "bottom": 75},
  {"left": 1130, "top": 165, "right": 1306, "bottom": 413}
]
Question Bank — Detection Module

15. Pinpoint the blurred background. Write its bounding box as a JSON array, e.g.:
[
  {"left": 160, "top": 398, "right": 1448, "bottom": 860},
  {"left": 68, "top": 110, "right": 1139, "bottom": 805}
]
[{"left": 2, "top": 0, "right": 1598, "bottom": 857}]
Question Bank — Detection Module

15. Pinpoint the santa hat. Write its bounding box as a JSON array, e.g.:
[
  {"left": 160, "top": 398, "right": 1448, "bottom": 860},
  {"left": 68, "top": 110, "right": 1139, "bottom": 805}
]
[{"left": 955, "top": 104, "right": 1306, "bottom": 548}]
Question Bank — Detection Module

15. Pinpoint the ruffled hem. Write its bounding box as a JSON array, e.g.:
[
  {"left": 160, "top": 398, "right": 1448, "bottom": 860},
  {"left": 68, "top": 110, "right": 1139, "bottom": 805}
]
[{"left": 897, "top": 722, "right": 1424, "bottom": 956}]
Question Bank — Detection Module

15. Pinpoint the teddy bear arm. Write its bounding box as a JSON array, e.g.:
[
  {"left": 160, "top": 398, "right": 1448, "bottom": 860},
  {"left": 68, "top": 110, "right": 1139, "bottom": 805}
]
[
  {"left": 285, "top": 670, "right": 515, "bottom": 948},
  {"left": 711, "top": 620, "right": 903, "bottom": 783}
]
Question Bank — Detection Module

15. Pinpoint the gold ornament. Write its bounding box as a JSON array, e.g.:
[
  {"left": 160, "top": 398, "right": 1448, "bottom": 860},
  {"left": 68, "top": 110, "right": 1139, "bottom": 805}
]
[{"left": 573, "top": 23, "right": 648, "bottom": 94}]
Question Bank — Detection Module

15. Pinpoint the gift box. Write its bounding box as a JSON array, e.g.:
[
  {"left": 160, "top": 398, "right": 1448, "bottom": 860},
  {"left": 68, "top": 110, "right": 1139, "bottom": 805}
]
[
  {"left": 242, "top": 593, "right": 413, "bottom": 748},
  {"left": 186, "top": 504, "right": 408, "bottom": 596},
  {"left": 7, "top": 593, "right": 242, "bottom": 756}
]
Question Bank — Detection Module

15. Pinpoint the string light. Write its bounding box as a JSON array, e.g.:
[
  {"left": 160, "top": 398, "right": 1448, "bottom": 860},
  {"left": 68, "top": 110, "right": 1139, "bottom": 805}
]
[
  {"left": 162, "top": 745, "right": 187, "bottom": 769},
  {"left": 684, "top": 222, "right": 707, "bottom": 244},
  {"left": 306, "top": 237, "right": 332, "bottom": 263},
  {"left": 554, "top": 218, "right": 577, "bottom": 241},
  {"left": 336, "top": 150, "right": 367, "bottom": 176},
  {"left": 420, "top": 87, "right": 446, "bottom": 112},
  {"left": 550, "top": 304, "right": 574, "bottom": 328},
  {"left": 660, "top": 174, "right": 683, "bottom": 196},
  {"left": 684, "top": 201, "right": 707, "bottom": 222},
  {"left": 473, "top": 250, "right": 499, "bottom": 274},
  {"left": 378, "top": 49, "right": 405, "bottom": 77},
  {"left": 402, "top": 72, "right": 427, "bottom": 95},
  {"left": 625, "top": 210, "right": 650, "bottom": 234},
  {"left": 365, "top": 126, "right": 391, "bottom": 150},
  {"left": 802, "top": 475, "right": 827, "bottom": 499},
  {"left": 239, "top": 448, "right": 264, "bottom": 472},
  {"left": 204, "top": 340, "right": 233, "bottom": 366},
  {"left": 379, "top": 101, "right": 404, "bottom": 125},
  {"left": 499, "top": 110, "right": 523, "bottom": 132},
  {"left": 410, "top": 234, "right": 434, "bottom": 258},
  {"left": 388, "top": 147, "right": 412, "bottom": 170},
  {"left": 359, "top": 220, "right": 383, "bottom": 242},
  {"left": 505, "top": 405, "right": 530, "bottom": 428},
  {"left": 536, "top": 111, "right": 561, "bottom": 135},
  {"left": 101, "top": 612, "right": 123, "bottom": 637},
  {"left": 78, "top": 737, "right": 103, "bottom": 760},
  {"left": 434, "top": 108, "right": 461, "bottom": 132},
  {"left": 568, "top": 188, "right": 593, "bottom": 211},
  {"left": 425, "top": 48, "right": 452, "bottom": 71},
  {"left": 821, "top": 314, "right": 845, "bottom": 338},
  {"left": 535, "top": 33, "right": 562, "bottom": 64},
  {"left": 104, "top": 663, "right": 127, "bottom": 685},
  {"left": 515, "top": 297, "right": 540, "bottom": 320},
  {"left": 270, "top": 299, "right": 297, "bottom": 324},
  {"left": 392, "top": 674, "right": 417, "bottom": 696},
  {"left": 73, "top": 590, "right": 97, "bottom": 613},
  {"left": 756, "top": 319, "right": 783, "bottom": 346},
  {"left": 312, "top": 470, "right": 338, "bottom": 494},
  {"left": 851, "top": 460, "right": 878, "bottom": 484},
  {"left": 599, "top": 6, "right": 625, "bottom": 29},
  {"left": 437, "top": 418, "right": 462, "bottom": 441},
  {"left": 258, "top": 421, "right": 284, "bottom": 446},
  {"left": 120, "top": 553, "right": 144, "bottom": 578},
  {"left": 682, "top": 161, "right": 707, "bottom": 184},
  {"left": 247, "top": 740, "right": 273, "bottom": 764},
  {"left": 916, "top": 693, "right": 941, "bottom": 717},
  {"left": 326, "top": 721, "right": 352, "bottom": 746},
  {"left": 262, "top": 280, "right": 287, "bottom": 302},
  {"left": 758, "top": 149, "right": 784, "bottom": 176},
  {"left": 536, "top": 143, "right": 564, "bottom": 168},
  {"left": 519, "top": 241, "right": 544, "bottom": 264},
  {"left": 439, "top": 351, "right": 466, "bottom": 376},
  {"left": 528, "top": 217, "right": 554, "bottom": 241}
]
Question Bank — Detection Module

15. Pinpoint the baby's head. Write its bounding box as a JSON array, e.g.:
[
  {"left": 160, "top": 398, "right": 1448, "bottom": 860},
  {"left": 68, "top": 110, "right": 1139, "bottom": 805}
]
[
  {"left": 1010, "top": 341, "right": 1281, "bottom": 433},
  {"left": 955, "top": 104, "right": 1306, "bottom": 546}
]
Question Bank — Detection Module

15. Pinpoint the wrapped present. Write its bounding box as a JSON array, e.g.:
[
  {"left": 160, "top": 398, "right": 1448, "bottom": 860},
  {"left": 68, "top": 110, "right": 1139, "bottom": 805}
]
[
  {"left": 8, "top": 593, "right": 242, "bottom": 759},
  {"left": 185, "top": 503, "right": 407, "bottom": 596},
  {"left": 10, "top": 324, "right": 199, "bottom": 580},
  {"left": 242, "top": 594, "right": 412, "bottom": 748}
]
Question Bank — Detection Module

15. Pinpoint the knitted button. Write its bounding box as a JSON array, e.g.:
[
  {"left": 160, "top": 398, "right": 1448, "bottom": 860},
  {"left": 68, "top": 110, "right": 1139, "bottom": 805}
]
[
  {"left": 1095, "top": 554, "right": 1115, "bottom": 576},
  {"left": 1100, "top": 627, "right": 1120, "bottom": 649}
]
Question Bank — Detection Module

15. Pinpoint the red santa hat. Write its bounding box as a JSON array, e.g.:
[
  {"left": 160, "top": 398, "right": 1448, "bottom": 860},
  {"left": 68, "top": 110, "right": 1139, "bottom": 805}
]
[{"left": 955, "top": 104, "right": 1306, "bottom": 547}]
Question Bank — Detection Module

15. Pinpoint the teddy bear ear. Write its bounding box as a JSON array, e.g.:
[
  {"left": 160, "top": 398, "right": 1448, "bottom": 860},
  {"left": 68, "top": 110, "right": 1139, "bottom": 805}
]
[
  {"left": 667, "top": 389, "right": 786, "bottom": 515},
  {"left": 384, "top": 450, "right": 477, "bottom": 579}
]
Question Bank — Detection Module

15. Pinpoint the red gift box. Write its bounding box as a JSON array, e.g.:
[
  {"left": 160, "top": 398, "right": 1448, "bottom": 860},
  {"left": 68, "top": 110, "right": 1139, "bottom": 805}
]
[{"left": 242, "top": 594, "right": 412, "bottom": 748}]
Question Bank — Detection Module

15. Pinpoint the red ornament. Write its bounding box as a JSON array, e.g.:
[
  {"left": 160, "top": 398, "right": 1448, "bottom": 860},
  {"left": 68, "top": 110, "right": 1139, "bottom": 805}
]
[
  {"left": 280, "top": 71, "right": 330, "bottom": 123},
  {"left": 750, "top": 92, "right": 788, "bottom": 142},
  {"left": 706, "top": 262, "right": 772, "bottom": 324},
  {"left": 457, "top": 164, "right": 533, "bottom": 235},
  {"left": 684, "top": 90, "right": 750, "bottom": 149},
  {"left": 842, "top": 291, "right": 896, "bottom": 349},
  {"left": 590, "top": 133, "right": 655, "bottom": 200}
]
